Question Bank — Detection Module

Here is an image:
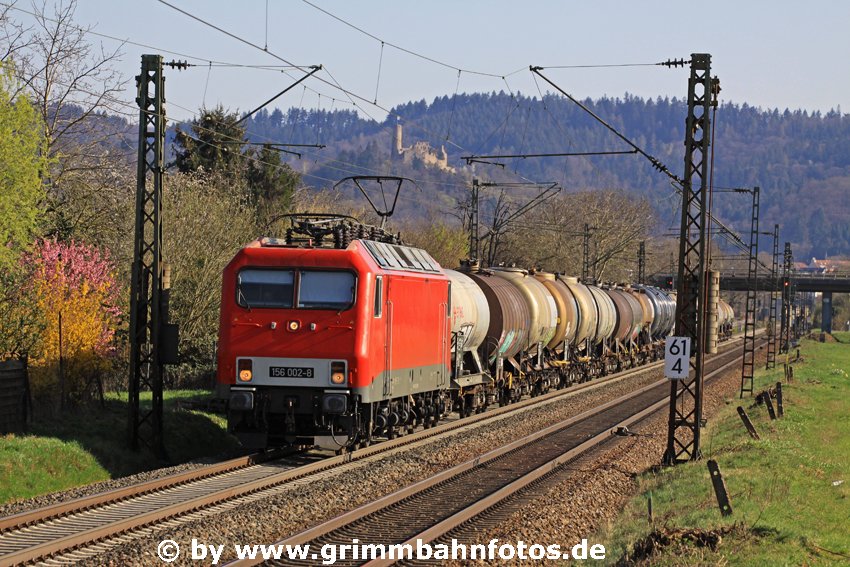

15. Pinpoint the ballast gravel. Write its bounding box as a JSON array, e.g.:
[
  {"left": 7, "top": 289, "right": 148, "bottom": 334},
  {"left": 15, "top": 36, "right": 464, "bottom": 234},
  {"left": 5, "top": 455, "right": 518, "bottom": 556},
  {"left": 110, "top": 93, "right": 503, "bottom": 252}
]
[
  {"left": 85, "top": 363, "right": 674, "bottom": 565},
  {"left": 442, "top": 350, "right": 769, "bottom": 566},
  {"left": 0, "top": 343, "right": 748, "bottom": 566}
]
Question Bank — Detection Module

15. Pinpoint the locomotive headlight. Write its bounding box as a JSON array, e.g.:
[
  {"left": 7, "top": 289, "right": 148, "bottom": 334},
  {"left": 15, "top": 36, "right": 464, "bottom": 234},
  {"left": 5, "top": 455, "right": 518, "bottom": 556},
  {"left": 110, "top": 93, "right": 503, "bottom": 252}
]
[
  {"left": 330, "top": 361, "right": 346, "bottom": 385},
  {"left": 287, "top": 320, "right": 300, "bottom": 332},
  {"left": 237, "top": 359, "right": 253, "bottom": 382}
]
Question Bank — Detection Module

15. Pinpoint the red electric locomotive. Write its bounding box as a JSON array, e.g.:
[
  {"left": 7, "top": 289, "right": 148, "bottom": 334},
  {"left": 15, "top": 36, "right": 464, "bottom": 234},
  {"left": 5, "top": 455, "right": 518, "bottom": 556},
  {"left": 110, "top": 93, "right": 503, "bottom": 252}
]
[{"left": 217, "top": 234, "right": 452, "bottom": 450}]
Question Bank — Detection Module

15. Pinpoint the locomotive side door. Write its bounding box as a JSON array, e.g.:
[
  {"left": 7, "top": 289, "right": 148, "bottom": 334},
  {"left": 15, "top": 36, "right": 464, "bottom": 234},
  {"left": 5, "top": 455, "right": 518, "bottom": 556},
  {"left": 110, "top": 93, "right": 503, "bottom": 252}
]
[
  {"left": 383, "top": 276, "right": 393, "bottom": 398},
  {"left": 439, "top": 281, "right": 449, "bottom": 388}
]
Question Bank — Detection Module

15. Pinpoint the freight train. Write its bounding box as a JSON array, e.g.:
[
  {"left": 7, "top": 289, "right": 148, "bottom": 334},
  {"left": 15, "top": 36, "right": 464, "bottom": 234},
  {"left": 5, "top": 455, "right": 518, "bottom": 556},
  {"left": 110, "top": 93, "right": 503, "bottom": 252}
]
[{"left": 215, "top": 217, "right": 734, "bottom": 450}]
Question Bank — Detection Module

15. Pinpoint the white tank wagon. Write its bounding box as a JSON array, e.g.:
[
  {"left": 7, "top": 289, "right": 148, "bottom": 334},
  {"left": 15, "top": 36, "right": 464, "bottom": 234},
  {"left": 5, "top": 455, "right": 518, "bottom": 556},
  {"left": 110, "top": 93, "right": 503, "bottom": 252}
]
[
  {"left": 588, "top": 284, "right": 617, "bottom": 345},
  {"left": 491, "top": 268, "right": 559, "bottom": 351},
  {"left": 534, "top": 272, "right": 579, "bottom": 349},
  {"left": 559, "top": 276, "right": 599, "bottom": 348}
]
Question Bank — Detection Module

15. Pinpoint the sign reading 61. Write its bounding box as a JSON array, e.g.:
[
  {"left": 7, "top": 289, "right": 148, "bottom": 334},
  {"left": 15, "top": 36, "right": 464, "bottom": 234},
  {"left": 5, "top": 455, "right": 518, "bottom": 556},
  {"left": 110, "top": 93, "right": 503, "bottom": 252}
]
[{"left": 664, "top": 336, "right": 692, "bottom": 380}]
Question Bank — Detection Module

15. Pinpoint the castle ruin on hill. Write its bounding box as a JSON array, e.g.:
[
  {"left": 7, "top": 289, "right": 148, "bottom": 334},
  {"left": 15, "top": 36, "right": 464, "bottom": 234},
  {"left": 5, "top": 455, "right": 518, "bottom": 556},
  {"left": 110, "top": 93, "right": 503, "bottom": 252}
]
[{"left": 391, "top": 122, "right": 456, "bottom": 173}]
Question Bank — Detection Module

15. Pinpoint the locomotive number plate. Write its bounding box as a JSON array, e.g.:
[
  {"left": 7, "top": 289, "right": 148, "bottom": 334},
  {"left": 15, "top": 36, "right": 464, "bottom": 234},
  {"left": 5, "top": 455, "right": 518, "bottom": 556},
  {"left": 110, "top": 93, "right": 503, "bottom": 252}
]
[{"left": 270, "top": 366, "right": 314, "bottom": 378}]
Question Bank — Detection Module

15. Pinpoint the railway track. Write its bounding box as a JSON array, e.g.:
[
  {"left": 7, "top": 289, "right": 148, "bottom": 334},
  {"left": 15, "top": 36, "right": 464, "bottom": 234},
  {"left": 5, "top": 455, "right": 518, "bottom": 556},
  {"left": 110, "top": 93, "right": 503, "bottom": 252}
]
[
  {"left": 0, "top": 336, "right": 749, "bottom": 566},
  {"left": 229, "top": 339, "right": 761, "bottom": 567}
]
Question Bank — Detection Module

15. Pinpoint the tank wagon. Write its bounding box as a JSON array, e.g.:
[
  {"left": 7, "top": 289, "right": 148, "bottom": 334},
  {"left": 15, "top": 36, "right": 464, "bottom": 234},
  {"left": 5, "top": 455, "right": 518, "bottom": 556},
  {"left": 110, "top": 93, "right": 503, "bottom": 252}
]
[
  {"left": 718, "top": 298, "right": 735, "bottom": 338},
  {"left": 216, "top": 219, "right": 728, "bottom": 450}
]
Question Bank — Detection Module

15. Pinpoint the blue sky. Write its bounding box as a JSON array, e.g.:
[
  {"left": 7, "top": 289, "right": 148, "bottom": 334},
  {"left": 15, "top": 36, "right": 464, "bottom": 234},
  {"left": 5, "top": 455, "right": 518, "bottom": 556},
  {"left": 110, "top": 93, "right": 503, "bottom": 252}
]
[{"left": 11, "top": 1, "right": 850, "bottom": 122}]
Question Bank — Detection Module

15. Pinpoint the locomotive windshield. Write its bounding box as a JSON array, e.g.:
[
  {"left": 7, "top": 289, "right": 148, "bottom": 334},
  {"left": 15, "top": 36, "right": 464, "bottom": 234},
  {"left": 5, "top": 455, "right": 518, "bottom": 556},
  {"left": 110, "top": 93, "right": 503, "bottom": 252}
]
[
  {"left": 298, "top": 271, "right": 356, "bottom": 310},
  {"left": 237, "top": 269, "right": 295, "bottom": 308},
  {"left": 236, "top": 268, "right": 355, "bottom": 311}
]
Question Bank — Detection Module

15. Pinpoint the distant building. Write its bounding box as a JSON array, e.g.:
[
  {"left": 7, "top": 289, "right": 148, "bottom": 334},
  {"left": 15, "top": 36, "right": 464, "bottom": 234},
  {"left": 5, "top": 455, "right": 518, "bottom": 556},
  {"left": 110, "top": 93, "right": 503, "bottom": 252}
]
[
  {"left": 391, "top": 122, "right": 456, "bottom": 173},
  {"left": 803, "top": 257, "right": 850, "bottom": 273}
]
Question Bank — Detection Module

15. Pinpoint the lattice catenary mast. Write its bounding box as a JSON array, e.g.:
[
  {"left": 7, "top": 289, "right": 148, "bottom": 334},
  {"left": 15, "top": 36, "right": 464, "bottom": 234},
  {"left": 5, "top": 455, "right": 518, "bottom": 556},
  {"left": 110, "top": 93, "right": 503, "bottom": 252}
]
[
  {"left": 663, "top": 53, "right": 719, "bottom": 465},
  {"left": 766, "top": 224, "right": 780, "bottom": 369},
  {"left": 740, "top": 186, "right": 760, "bottom": 397},
  {"left": 128, "top": 55, "right": 179, "bottom": 457}
]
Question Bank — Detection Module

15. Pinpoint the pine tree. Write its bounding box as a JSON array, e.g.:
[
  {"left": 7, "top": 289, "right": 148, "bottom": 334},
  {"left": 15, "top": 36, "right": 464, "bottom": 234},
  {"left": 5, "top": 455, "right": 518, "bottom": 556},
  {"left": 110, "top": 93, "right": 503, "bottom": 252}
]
[
  {"left": 246, "top": 144, "right": 299, "bottom": 211},
  {"left": 173, "top": 105, "right": 248, "bottom": 178}
]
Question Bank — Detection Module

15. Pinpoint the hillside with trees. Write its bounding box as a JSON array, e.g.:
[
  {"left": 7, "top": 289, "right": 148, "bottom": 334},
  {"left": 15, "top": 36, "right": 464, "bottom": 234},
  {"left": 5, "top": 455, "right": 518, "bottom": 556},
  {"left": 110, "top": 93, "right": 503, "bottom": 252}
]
[
  {"left": 242, "top": 92, "right": 850, "bottom": 260},
  {"left": 3, "top": 0, "right": 850, "bottom": 398}
]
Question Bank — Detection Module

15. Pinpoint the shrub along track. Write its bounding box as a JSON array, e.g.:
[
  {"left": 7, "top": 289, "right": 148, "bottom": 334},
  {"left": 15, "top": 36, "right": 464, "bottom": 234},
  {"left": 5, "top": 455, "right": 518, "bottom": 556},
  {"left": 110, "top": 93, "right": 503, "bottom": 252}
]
[{"left": 0, "top": 336, "right": 749, "bottom": 566}]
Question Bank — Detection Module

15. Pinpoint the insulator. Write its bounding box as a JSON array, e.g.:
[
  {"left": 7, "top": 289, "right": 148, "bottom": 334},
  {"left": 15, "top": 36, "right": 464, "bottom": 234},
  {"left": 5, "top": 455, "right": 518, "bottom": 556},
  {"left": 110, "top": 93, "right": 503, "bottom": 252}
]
[
  {"left": 659, "top": 58, "right": 687, "bottom": 68},
  {"left": 285, "top": 228, "right": 293, "bottom": 245}
]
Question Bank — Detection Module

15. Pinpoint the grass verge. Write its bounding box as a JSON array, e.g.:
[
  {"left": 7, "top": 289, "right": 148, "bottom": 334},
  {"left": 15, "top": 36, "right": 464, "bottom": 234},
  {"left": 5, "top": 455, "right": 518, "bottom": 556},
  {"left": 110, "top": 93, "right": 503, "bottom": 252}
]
[
  {"left": 597, "top": 332, "right": 850, "bottom": 566},
  {"left": 0, "top": 389, "right": 239, "bottom": 505}
]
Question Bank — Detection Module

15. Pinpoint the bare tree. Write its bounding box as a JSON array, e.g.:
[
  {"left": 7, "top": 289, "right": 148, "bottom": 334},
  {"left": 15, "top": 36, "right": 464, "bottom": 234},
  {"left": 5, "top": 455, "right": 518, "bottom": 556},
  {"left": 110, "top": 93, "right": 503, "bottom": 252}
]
[
  {"left": 481, "top": 190, "right": 513, "bottom": 267},
  {"left": 10, "top": 0, "right": 126, "bottom": 171},
  {"left": 1, "top": 0, "right": 133, "bottom": 242},
  {"left": 577, "top": 191, "right": 655, "bottom": 280},
  {"left": 499, "top": 190, "right": 656, "bottom": 281},
  {"left": 1, "top": 2, "right": 32, "bottom": 62}
]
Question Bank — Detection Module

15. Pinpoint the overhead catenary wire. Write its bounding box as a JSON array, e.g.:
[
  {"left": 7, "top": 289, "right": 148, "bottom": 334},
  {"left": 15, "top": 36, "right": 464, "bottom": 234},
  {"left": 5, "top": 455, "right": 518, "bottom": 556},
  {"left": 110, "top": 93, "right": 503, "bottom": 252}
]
[
  {"left": 537, "top": 62, "right": 667, "bottom": 69},
  {"left": 13, "top": 0, "right": 765, "bottom": 240},
  {"left": 530, "top": 66, "right": 683, "bottom": 185},
  {"left": 235, "top": 65, "right": 322, "bottom": 125},
  {"left": 300, "top": 0, "right": 525, "bottom": 79},
  {"left": 373, "top": 42, "right": 384, "bottom": 105},
  {"left": 461, "top": 150, "right": 639, "bottom": 163},
  {"left": 152, "top": 0, "right": 544, "bottom": 190},
  {"left": 528, "top": 65, "right": 768, "bottom": 269},
  {"left": 2, "top": 2, "right": 308, "bottom": 71},
  {"left": 13, "top": 0, "right": 599, "bottom": 196},
  {"left": 12, "top": 0, "right": 693, "bottom": 176},
  {"left": 264, "top": 0, "right": 269, "bottom": 51},
  {"left": 494, "top": 77, "right": 519, "bottom": 152},
  {"left": 531, "top": 73, "right": 577, "bottom": 188},
  {"left": 168, "top": 99, "right": 474, "bottom": 197},
  {"left": 445, "top": 70, "right": 462, "bottom": 141},
  {"left": 3, "top": 55, "right": 473, "bottom": 209}
]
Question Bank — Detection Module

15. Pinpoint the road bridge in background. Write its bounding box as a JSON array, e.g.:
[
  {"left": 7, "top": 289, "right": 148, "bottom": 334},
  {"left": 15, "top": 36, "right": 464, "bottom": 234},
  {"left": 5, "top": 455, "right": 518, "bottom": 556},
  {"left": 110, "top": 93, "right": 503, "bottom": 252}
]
[{"left": 649, "top": 273, "right": 850, "bottom": 293}]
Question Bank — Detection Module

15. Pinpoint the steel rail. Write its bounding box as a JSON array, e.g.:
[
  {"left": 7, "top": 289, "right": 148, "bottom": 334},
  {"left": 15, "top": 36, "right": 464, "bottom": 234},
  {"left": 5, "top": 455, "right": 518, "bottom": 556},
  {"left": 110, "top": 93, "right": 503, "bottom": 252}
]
[
  {"left": 229, "top": 339, "right": 758, "bottom": 567},
  {"left": 0, "top": 335, "right": 748, "bottom": 566},
  {"left": 0, "top": 451, "right": 289, "bottom": 535},
  {"left": 372, "top": 340, "right": 764, "bottom": 566}
]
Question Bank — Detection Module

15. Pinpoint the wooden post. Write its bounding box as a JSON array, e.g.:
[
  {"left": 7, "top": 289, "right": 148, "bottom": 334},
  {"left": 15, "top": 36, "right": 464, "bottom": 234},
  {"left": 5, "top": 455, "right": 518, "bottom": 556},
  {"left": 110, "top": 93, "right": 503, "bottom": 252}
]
[
  {"left": 647, "top": 492, "right": 654, "bottom": 525},
  {"left": 737, "top": 406, "right": 760, "bottom": 440},
  {"left": 707, "top": 460, "right": 733, "bottom": 516},
  {"left": 764, "top": 392, "right": 777, "bottom": 420}
]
